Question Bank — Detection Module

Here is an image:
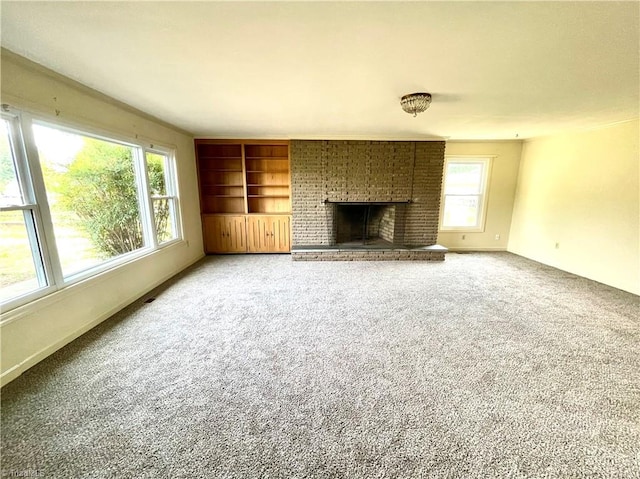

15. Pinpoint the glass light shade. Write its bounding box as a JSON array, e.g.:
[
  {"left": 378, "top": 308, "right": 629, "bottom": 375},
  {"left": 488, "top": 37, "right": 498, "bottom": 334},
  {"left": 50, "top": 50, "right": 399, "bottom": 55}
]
[{"left": 400, "top": 93, "right": 432, "bottom": 116}]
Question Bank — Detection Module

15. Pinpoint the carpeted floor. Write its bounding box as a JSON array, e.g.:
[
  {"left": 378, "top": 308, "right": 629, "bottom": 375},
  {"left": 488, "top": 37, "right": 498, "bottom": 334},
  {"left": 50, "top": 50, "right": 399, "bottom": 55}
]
[{"left": 1, "top": 252, "right": 639, "bottom": 478}]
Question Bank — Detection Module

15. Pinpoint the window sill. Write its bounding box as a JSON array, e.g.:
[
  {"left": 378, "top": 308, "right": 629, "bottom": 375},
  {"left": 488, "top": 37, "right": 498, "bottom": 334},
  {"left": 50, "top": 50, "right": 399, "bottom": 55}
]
[
  {"left": 0, "top": 239, "right": 187, "bottom": 325},
  {"left": 439, "top": 228, "right": 486, "bottom": 233}
]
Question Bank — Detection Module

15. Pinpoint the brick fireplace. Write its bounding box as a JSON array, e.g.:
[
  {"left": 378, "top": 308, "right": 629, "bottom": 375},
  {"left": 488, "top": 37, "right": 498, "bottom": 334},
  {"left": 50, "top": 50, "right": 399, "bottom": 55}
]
[{"left": 290, "top": 140, "right": 447, "bottom": 261}]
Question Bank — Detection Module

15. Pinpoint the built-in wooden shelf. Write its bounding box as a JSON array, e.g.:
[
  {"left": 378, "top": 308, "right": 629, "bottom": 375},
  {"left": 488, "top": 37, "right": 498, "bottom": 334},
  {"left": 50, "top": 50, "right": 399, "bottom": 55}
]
[{"left": 195, "top": 139, "right": 291, "bottom": 253}]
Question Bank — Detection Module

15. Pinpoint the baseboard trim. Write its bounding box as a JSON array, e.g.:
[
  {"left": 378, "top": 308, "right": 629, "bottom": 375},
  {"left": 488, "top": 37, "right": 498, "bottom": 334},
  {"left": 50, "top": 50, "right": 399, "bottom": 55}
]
[
  {"left": 1, "top": 254, "right": 204, "bottom": 387},
  {"left": 447, "top": 247, "right": 508, "bottom": 252}
]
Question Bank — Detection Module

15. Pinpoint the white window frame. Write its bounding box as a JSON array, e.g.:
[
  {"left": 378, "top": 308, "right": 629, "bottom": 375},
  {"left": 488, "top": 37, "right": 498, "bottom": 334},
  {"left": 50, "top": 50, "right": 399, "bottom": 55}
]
[
  {"left": 1, "top": 107, "right": 183, "bottom": 312},
  {"left": 439, "top": 156, "right": 493, "bottom": 232},
  {"left": 1, "top": 110, "right": 57, "bottom": 310},
  {"left": 142, "top": 147, "right": 182, "bottom": 246}
]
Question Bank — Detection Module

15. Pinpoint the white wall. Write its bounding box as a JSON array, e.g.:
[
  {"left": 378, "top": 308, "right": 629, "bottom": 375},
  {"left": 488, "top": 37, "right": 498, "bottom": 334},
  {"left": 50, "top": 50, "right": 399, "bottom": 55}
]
[
  {"left": 508, "top": 120, "right": 639, "bottom": 295},
  {"left": 0, "top": 50, "right": 205, "bottom": 385},
  {"left": 438, "top": 141, "right": 522, "bottom": 250}
]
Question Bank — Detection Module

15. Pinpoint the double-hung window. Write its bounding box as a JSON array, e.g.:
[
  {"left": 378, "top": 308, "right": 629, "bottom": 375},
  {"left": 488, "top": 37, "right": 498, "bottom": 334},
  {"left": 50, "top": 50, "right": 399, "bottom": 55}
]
[
  {"left": 440, "top": 157, "right": 492, "bottom": 231},
  {"left": 145, "top": 150, "right": 180, "bottom": 245},
  {"left": 1, "top": 113, "right": 51, "bottom": 304},
  {"left": 0, "top": 108, "right": 182, "bottom": 312}
]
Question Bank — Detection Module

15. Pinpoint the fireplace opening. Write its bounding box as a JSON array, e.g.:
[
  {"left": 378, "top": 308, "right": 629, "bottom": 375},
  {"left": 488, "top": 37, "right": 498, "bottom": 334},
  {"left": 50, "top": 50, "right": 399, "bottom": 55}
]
[{"left": 334, "top": 203, "right": 405, "bottom": 248}]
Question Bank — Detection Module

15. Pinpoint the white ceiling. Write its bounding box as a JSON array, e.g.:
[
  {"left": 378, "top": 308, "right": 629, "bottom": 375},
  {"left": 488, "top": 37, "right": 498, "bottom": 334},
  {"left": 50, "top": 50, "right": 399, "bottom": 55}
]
[{"left": 1, "top": 1, "right": 638, "bottom": 140}]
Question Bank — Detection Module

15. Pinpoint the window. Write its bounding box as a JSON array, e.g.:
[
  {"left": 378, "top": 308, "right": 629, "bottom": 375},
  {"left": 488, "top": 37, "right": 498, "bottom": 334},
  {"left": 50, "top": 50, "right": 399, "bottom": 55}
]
[
  {"left": 440, "top": 157, "right": 491, "bottom": 231},
  {"left": 0, "top": 109, "right": 181, "bottom": 311},
  {"left": 145, "top": 151, "right": 180, "bottom": 245},
  {"left": 1, "top": 115, "right": 51, "bottom": 303},
  {"left": 34, "top": 124, "right": 144, "bottom": 278}
]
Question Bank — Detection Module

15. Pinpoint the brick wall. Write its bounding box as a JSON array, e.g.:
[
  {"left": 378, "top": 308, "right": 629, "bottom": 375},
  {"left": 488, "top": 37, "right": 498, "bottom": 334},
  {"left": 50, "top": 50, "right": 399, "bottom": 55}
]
[
  {"left": 325, "top": 141, "right": 414, "bottom": 202},
  {"left": 379, "top": 206, "right": 396, "bottom": 242},
  {"left": 290, "top": 141, "right": 334, "bottom": 245},
  {"left": 291, "top": 140, "right": 445, "bottom": 247},
  {"left": 404, "top": 141, "right": 447, "bottom": 245}
]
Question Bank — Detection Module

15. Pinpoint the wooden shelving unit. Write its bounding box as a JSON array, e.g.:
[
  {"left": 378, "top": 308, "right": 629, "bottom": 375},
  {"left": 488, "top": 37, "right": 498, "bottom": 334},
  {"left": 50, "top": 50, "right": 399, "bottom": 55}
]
[
  {"left": 244, "top": 143, "right": 290, "bottom": 214},
  {"left": 195, "top": 140, "right": 291, "bottom": 254},
  {"left": 196, "top": 143, "right": 246, "bottom": 214}
]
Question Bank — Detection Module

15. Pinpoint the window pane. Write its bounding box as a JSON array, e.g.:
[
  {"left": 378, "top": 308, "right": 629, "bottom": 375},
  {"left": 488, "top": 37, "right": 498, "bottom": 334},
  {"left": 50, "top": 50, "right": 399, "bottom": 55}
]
[
  {"left": 445, "top": 163, "right": 483, "bottom": 195},
  {"left": 146, "top": 152, "right": 167, "bottom": 195},
  {"left": 146, "top": 152, "right": 178, "bottom": 244},
  {"left": 0, "top": 119, "right": 24, "bottom": 206},
  {"left": 0, "top": 210, "right": 44, "bottom": 301},
  {"left": 152, "top": 198, "right": 175, "bottom": 243},
  {"left": 34, "top": 125, "right": 144, "bottom": 277},
  {"left": 442, "top": 195, "right": 480, "bottom": 227}
]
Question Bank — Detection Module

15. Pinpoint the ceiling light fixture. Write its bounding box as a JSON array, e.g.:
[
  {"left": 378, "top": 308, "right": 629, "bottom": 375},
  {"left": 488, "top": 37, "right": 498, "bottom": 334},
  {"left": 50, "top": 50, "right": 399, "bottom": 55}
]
[{"left": 400, "top": 92, "right": 432, "bottom": 117}]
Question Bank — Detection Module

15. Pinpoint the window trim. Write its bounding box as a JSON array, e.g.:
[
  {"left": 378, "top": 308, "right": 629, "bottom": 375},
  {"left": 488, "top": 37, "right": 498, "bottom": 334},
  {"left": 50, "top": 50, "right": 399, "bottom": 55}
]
[
  {"left": 1, "top": 107, "right": 183, "bottom": 313},
  {"left": 439, "top": 156, "right": 493, "bottom": 233}
]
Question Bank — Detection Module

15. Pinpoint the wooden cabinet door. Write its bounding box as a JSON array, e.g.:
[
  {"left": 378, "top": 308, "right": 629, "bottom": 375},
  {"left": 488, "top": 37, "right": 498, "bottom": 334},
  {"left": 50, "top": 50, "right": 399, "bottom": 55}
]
[
  {"left": 203, "top": 215, "right": 224, "bottom": 253},
  {"left": 246, "top": 216, "right": 271, "bottom": 252},
  {"left": 203, "top": 215, "right": 247, "bottom": 253},
  {"left": 247, "top": 215, "right": 291, "bottom": 253},
  {"left": 225, "top": 216, "right": 248, "bottom": 252},
  {"left": 270, "top": 216, "right": 291, "bottom": 252}
]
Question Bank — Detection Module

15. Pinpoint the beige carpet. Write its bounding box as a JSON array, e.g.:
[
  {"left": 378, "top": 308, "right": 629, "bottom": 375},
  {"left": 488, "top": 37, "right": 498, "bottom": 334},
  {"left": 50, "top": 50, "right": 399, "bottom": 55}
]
[{"left": 1, "top": 252, "right": 639, "bottom": 478}]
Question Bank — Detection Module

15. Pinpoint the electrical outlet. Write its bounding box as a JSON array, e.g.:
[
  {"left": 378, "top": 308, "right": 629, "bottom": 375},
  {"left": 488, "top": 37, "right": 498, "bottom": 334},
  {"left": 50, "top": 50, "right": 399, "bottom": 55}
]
[
  {"left": 494, "top": 234, "right": 500, "bottom": 240},
  {"left": 555, "top": 242, "right": 560, "bottom": 249}
]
